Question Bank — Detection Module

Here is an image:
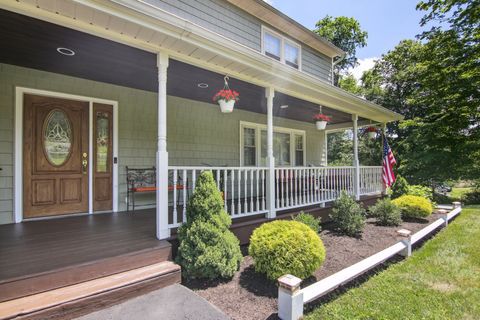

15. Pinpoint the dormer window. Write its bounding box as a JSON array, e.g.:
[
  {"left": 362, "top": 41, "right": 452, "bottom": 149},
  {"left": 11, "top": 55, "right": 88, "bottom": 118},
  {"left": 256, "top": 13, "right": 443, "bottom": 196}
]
[{"left": 262, "top": 26, "right": 301, "bottom": 70}]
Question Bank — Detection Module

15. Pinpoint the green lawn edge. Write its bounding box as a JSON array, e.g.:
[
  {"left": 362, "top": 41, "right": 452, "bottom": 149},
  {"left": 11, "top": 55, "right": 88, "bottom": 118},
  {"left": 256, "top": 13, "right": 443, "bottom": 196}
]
[{"left": 305, "top": 205, "right": 480, "bottom": 320}]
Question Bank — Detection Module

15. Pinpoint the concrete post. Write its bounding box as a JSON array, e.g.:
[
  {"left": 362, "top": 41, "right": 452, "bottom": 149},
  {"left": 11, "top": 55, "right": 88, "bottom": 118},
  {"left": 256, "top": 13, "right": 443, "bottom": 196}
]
[
  {"left": 278, "top": 274, "right": 303, "bottom": 320},
  {"left": 397, "top": 229, "right": 412, "bottom": 257},
  {"left": 452, "top": 201, "right": 461, "bottom": 209},
  {"left": 156, "top": 52, "right": 170, "bottom": 240},
  {"left": 266, "top": 87, "right": 276, "bottom": 219},
  {"left": 352, "top": 115, "right": 360, "bottom": 200}
]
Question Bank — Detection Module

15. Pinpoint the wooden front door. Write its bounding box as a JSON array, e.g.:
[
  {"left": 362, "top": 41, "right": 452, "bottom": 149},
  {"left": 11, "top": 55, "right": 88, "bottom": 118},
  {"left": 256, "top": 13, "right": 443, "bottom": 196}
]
[{"left": 23, "top": 94, "right": 89, "bottom": 218}]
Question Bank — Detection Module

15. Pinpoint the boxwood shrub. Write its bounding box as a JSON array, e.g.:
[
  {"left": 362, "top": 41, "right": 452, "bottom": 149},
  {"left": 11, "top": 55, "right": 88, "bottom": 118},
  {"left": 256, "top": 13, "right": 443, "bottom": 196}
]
[
  {"left": 369, "top": 198, "right": 402, "bottom": 226},
  {"left": 330, "top": 191, "right": 366, "bottom": 236},
  {"left": 392, "top": 195, "right": 433, "bottom": 219},
  {"left": 292, "top": 212, "right": 321, "bottom": 233},
  {"left": 176, "top": 171, "right": 242, "bottom": 279},
  {"left": 249, "top": 220, "right": 325, "bottom": 280}
]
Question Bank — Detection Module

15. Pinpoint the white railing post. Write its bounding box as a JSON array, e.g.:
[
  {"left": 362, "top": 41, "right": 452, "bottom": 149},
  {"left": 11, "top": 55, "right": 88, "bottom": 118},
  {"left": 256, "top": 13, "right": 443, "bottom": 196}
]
[
  {"left": 397, "top": 229, "right": 412, "bottom": 257},
  {"left": 156, "top": 52, "right": 170, "bottom": 240},
  {"left": 352, "top": 115, "right": 360, "bottom": 200},
  {"left": 266, "top": 87, "right": 276, "bottom": 219},
  {"left": 278, "top": 274, "right": 303, "bottom": 320}
]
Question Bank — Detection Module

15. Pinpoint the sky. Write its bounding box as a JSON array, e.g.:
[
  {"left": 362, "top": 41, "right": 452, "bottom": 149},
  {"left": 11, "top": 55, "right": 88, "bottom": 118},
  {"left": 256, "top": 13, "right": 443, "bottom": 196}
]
[{"left": 264, "top": 0, "right": 427, "bottom": 79}]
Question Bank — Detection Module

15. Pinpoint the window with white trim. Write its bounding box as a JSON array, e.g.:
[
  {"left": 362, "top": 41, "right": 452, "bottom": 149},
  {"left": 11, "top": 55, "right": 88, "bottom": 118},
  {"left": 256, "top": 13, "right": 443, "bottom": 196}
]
[
  {"left": 240, "top": 122, "right": 305, "bottom": 167},
  {"left": 262, "top": 26, "right": 301, "bottom": 70}
]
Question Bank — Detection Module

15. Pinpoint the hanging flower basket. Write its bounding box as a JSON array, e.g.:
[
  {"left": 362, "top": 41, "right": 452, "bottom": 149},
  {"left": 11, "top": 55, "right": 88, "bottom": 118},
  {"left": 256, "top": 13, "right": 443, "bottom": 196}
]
[
  {"left": 365, "top": 126, "right": 377, "bottom": 139},
  {"left": 213, "top": 76, "right": 239, "bottom": 113},
  {"left": 313, "top": 113, "right": 331, "bottom": 130}
]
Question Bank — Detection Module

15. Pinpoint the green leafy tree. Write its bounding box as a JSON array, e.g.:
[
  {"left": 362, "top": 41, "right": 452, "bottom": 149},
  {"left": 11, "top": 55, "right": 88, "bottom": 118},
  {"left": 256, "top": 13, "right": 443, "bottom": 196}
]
[
  {"left": 338, "top": 73, "right": 363, "bottom": 96},
  {"left": 314, "top": 16, "right": 368, "bottom": 85}
]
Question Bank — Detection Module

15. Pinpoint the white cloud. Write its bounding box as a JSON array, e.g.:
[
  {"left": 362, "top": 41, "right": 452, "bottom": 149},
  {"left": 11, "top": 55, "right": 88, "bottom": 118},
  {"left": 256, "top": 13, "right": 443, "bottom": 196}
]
[{"left": 348, "top": 57, "right": 378, "bottom": 82}]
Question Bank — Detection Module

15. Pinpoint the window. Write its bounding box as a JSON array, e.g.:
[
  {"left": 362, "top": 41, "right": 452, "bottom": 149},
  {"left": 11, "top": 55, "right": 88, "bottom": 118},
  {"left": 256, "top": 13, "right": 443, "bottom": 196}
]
[
  {"left": 243, "top": 127, "right": 256, "bottom": 166},
  {"left": 262, "top": 26, "right": 302, "bottom": 70},
  {"left": 240, "top": 122, "right": 305, "bottom": 167}
]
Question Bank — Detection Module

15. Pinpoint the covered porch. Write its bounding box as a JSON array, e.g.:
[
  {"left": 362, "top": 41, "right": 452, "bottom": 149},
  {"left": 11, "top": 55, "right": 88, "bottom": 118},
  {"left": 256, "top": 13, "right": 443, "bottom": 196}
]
[{"left": 0, "top": 2, "right": 400, "bottom": 239}]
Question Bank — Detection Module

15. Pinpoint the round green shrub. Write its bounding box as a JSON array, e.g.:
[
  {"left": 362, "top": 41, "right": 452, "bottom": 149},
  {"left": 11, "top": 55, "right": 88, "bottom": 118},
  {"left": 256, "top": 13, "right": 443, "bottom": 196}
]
[
  {"left": 330, "top": 191, "right": 366, "bottom": 236},
  {"left": 392, "top": 195, "right": 433, "bottom": 219},
  {"left": 176, "top": 171, "right": 242, "bottom": 280},
  {"left": 249, "top": 220, "right": 325, "bottom": 281},
  {"left": 369, "top": 198, "right": 402, "bottom": 226},
  {"left": 292, "top": 212, "right": 321, "bottom": 233}
]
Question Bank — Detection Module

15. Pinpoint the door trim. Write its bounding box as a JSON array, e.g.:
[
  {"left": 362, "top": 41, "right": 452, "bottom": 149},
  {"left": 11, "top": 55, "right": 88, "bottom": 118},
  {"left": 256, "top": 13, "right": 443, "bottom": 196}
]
[{"left": 14, "top": 87, "right": 119, "bottom": 222}]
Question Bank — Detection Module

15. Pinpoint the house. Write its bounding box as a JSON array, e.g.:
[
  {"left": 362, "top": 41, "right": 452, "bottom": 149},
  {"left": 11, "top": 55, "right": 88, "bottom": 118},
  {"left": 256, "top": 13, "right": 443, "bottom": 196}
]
[{"left": 0, "top": 0, "right": 402, "bottom": 318}]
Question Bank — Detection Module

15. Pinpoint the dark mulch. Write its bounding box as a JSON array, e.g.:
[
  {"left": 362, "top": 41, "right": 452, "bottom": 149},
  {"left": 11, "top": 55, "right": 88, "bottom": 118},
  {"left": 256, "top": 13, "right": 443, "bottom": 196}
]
[{"left": 183, "top": 212, "right": 444, "bottom": 320}]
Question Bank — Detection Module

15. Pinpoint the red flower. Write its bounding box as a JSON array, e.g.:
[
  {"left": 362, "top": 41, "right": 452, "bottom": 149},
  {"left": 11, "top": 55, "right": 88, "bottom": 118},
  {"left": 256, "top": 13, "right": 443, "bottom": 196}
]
[
  {"left": 313, "top": 113, "right": 332, "bottom": 122},
  {"left": 365, "top": 126, "right": 377, "bottom": 132},
  {"left": 213, "top": 89, "right": 240, "bottom": 103}
]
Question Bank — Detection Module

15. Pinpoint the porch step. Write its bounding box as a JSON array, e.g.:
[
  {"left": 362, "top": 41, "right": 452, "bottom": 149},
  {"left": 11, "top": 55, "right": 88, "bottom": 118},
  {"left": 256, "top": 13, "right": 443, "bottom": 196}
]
[
  {"left": 0, "top": 261, "right": 181, "bottom": 320},
  {"left": 0, "top": 241, "right": 172, "bottom": 302}
]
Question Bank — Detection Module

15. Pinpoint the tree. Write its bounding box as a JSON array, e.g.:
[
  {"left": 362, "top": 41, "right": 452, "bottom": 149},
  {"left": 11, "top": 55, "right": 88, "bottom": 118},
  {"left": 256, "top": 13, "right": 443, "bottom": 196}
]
[
  {"left": 359, "top": 0, "right": 480, "bottom": 185},
  {"left": 314, "top": 16, "right": 368, "bottom": 85},
  {"left": 338, "top": 73, "right": 363, "bottom": 96}
]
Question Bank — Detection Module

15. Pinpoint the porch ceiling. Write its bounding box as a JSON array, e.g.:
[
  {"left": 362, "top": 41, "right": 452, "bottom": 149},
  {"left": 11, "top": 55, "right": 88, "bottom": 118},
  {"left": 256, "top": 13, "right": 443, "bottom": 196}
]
[
  {"left": 0, "top": 9, "right": 355, "bottom": 125},
  {"left": 0, "top": 0, "right": 402, "bottom": 124}
]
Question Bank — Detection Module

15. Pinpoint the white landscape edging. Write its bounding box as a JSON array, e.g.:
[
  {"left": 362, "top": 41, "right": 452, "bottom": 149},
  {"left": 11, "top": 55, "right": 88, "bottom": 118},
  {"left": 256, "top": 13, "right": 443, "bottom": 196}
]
[{"left": 277, "top": 202, "right": 462, "bottom": 320}]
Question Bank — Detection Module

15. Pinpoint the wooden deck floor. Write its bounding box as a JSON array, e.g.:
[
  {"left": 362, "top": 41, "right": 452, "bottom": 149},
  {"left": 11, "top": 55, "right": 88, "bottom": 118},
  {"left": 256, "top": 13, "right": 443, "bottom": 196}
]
[{"left": 0, "top": 209, "right": 172, "bottom": 302}]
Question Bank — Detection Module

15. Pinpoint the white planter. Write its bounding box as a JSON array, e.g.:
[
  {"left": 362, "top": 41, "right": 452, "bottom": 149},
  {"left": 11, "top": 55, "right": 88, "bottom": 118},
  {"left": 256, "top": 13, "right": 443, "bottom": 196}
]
[
  {"left": 218, "top": 99, "right": 235, "bottom": 113},
  {"left": 315, "top": 120, "right": 328, "bottom": 130},
  {"left": 368, "top": 131, "right": 377, "bottom": 139}
]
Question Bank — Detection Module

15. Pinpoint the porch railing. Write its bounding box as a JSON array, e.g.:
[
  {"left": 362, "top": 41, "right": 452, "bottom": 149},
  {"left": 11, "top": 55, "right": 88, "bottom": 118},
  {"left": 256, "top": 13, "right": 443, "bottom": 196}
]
[
  {"left": 274, "top": 167, "right": 355, "bottom": 211},
  {"left": 167, "top": 165, "right": 382, "bottom": 228}
]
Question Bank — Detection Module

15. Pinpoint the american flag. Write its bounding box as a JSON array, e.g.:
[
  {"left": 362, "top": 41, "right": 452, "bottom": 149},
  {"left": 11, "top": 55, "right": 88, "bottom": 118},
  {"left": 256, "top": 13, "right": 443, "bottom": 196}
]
[{"left": 382, "top": 133, "right": 397, "bottom": 187}]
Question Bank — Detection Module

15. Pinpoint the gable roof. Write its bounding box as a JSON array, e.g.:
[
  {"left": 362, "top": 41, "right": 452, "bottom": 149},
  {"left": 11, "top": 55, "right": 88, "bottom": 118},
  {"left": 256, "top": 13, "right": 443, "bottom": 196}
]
[{"left": 225, "top": 0, "right": 345, "bottom": 58}]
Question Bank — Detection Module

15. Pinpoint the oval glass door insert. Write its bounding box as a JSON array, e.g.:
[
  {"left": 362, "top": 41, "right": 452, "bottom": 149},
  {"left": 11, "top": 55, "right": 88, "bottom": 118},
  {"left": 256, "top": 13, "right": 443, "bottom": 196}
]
[{"left": 43, "top": 109, "right": 72, "bottom": 166}]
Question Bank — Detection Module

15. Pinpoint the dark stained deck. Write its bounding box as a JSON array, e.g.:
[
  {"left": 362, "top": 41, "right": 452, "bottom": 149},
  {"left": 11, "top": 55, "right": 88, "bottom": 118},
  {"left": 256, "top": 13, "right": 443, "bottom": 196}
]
[{"left": 0, "top": 209, "right": 172, "bottom": 302}]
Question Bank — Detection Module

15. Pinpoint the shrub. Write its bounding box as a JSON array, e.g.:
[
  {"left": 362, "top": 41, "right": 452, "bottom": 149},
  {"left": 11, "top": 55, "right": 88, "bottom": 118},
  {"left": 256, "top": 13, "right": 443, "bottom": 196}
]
[
  {"left": 462, "top": 190, "right": 480, "bottom": 204},
  {"left": 249, "top": 220, "right": 325, "bottom": 280},
  {"left": 292, "top": 212, "right": 321, "bottom": 233},
  {"left": 330, "top": 191, "right": 366, "bottom": 236},
  {"left": 176, "top": 171, "right": 242, "bottom": 279},
  {"left": 392, "top": 195, "right": 433, "bottom": 219},
  {"left": 407, "top": 185, "right": 433, "bottom": 201},
  {"left": 369, "top": 198, "right": 402, "bottom": 226},
  {"left": 391, "top": 175, "right": 409, "bottom": 199}
]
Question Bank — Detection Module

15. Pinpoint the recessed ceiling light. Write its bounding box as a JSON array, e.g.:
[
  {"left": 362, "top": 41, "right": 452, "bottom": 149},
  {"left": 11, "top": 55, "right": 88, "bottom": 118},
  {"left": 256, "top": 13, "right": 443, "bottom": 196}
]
[
  {"left": 280, "top": 105, "right": 289, "bottom": 109},
  {"left": 56, "top": 47, "right": 75, "bottom": 56},
  {"left": 197, "top": 83, "right": 209, "bottom": 88}
]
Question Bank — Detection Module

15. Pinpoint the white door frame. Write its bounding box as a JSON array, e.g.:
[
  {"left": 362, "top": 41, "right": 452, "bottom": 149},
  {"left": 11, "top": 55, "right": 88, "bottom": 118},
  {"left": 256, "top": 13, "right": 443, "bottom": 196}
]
[{"left": 14, "top": 87, "right": 119, "bottom": 223}]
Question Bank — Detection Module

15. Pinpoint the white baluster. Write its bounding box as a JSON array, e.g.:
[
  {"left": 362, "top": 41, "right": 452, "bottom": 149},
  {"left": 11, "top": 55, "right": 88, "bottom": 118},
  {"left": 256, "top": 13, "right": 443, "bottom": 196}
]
[
  {"left": 224, "top": 169, "right": 228, "bottom": 213},
  {"left": 244, "top": 170, "right": 248, "bottom": 213},
  {"left": 250, "top": 169, "right": 254, "bottom": 212},
  {"left": 182, "top": 169, "right": 187, "bottom": 223},
  {"left": 281, "top": 169, "right": 285, "bottom": 208},
  {"left": 231, "top": 170, "right": 235, "bottom": 215},
  {"left": 192, "top": 170, "right": 197, "bottom": 191},
  {"left": 173, "top": 169, "right": 178, "bottom": 224},
  {"left": 262, "top": 170, "right": 266, "bottom": 211},
  {"left": 275, "top": 169, "right": 279, "bottom": 209},
  {"left": 256, "top": 169, "right": 260, "bottom": 212},
  {"left": 238, "top": 169, "right": 241, "bottom": 214}
]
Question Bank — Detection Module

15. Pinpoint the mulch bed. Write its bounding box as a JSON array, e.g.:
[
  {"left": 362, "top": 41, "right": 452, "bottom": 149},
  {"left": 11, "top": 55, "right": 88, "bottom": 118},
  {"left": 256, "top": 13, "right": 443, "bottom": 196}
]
[{"left": 183, "top": 212, "right": 444, "bottom": 320}]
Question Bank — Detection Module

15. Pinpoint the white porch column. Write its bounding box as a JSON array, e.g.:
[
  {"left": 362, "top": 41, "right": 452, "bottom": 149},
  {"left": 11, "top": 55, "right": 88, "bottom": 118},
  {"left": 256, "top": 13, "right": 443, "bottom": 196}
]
[
  {"left": 156, "top": 52, "right": 170, "bottom": 240},
  {"left": 352, "top": 114, "right": 360, "bottom": 200},
  {"left": 321, "top": 130, "right": 328, "bottom": 166},
  {"left": 266, "top": 87, "right": 276, "bottom": 219}
]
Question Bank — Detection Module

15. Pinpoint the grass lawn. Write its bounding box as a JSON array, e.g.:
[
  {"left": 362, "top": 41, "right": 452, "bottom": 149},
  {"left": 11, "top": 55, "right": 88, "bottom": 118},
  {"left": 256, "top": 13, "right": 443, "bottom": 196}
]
[
  {"left": 449, "top": 187, "right": 472, "bottom": 201},
  {"left": 305, "top": 205, "right": 480, "bottom": 320}
]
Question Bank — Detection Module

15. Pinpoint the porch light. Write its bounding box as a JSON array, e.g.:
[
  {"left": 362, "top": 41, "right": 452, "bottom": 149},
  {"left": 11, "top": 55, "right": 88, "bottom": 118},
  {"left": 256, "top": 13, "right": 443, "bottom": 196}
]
[
  {"left": 56, "top": 47, "right": 75, "bottom": 56},
  {"left": 280, "top": 105, "right": 289, "bottom": 109},
  {"left": 197, "top": 83, "right": 209, "bottom": 88}
]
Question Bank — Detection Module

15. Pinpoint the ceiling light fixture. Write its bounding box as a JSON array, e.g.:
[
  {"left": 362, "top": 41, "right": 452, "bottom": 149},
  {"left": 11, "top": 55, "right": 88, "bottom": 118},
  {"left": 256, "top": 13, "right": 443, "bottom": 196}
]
[
  {"left": 197, "top": 83, "right": 209, "bottom": 88},
  {"left": 56, "top": 47, "right": 75, "bottom": 56},
  {"left": 280, "top": 105, "right": 289, "bottom": 109}
]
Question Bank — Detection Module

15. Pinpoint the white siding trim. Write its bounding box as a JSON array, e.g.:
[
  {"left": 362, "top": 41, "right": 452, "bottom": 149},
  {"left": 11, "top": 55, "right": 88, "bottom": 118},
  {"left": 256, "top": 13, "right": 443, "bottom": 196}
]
[{"left": 13, "top": 87, "right": 119, "bottom": 223}]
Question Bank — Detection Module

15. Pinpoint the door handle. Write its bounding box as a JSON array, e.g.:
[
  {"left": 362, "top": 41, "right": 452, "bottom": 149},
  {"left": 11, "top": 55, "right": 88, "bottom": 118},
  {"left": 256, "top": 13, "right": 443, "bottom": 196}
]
[{"left": 82, "top": 153, "right": 88, "bottom": 174}]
